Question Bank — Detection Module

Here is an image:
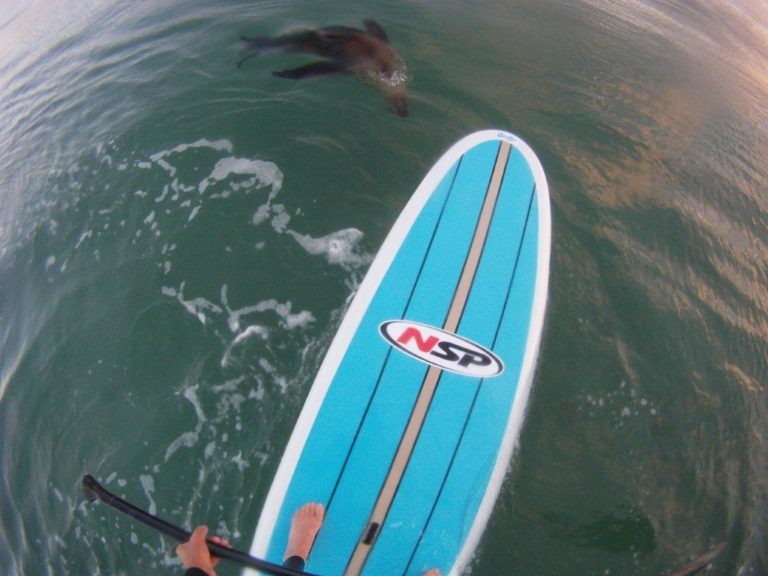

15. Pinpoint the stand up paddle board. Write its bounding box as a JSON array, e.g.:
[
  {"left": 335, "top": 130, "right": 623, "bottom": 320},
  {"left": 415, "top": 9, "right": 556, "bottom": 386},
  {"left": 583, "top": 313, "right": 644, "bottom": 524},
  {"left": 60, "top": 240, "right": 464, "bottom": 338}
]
[{"left": 248, "top": 130, "right": 551, "bottom": 575}]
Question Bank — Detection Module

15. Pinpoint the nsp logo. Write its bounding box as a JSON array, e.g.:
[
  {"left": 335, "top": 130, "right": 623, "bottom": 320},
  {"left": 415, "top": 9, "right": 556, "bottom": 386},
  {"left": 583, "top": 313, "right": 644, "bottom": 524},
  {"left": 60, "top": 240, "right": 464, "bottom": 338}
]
[{"left": 379, "top": 320, "right": 504, "bottom": 377}]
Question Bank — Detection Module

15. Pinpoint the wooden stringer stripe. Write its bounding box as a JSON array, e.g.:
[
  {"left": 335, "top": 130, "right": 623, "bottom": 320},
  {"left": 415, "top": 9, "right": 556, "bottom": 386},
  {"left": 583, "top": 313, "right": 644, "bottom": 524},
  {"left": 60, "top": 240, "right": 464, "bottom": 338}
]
[{"left": 343, "top": 141, "right": 512, "bottom": 575}]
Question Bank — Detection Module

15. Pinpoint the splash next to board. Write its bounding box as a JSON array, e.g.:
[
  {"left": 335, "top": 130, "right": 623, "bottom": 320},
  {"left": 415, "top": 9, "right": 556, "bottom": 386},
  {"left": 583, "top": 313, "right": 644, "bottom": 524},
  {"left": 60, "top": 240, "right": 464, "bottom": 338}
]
[{"left": 379, "top": 320, "right": 504, "bottom": 377}]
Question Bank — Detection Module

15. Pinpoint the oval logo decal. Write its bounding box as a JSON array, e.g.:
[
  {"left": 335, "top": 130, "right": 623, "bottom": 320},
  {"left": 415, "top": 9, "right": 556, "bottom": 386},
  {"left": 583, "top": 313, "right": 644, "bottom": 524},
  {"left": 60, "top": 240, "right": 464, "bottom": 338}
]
[{"left": 379, "top": 320, "right": 504, "bottom": 378}]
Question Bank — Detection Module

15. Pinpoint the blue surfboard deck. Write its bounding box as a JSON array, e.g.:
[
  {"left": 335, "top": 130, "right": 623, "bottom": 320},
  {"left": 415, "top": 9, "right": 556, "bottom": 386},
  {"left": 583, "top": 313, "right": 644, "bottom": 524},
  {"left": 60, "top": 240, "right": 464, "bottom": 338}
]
[{"left": 248, "top": 130, "right": 551, "bottom": 575}]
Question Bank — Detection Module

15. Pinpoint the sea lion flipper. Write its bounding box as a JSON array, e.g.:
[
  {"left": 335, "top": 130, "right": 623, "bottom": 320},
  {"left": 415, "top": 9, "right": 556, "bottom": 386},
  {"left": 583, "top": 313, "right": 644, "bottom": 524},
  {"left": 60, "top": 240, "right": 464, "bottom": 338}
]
[
  {"left": 240, "top": 35, "right": 280, "bottom": 52},
  {"left": 237, "top": 35, "right": 280, "bottom": 67},
  {"left": 273, "top": 61, "right": 346, "bottom": 79},
  {"left": 363, "top": 19, "right": 389, "bottom": 43}
]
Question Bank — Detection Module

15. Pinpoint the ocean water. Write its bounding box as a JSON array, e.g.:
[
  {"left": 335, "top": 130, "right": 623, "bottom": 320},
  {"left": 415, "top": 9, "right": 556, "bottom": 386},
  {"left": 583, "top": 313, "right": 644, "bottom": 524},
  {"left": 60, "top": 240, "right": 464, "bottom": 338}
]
[{"left": 1, "top": 1, "right": 766, "bottom": 574}]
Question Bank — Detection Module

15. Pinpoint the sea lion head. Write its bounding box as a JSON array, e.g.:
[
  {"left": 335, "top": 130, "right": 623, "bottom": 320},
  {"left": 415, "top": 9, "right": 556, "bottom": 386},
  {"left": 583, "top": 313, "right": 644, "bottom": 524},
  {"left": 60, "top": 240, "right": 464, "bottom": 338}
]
[
  {"left": 384, "top": 80, "right": 409, "bottom": 117},
  {"left": 362, "top": 52, "right": 409, "bottom": 116}
]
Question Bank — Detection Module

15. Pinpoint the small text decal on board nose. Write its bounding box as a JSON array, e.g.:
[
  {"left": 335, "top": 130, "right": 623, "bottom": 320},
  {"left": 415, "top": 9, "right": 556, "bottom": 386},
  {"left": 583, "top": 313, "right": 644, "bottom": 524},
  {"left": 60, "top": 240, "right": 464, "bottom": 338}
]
[{"left": 379, "top": 320, "right": 504, "bottom": 377}]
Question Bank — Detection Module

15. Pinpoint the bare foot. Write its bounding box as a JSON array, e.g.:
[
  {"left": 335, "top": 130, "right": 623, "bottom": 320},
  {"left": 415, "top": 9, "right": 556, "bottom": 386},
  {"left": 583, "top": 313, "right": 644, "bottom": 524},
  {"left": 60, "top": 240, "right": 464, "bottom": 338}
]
[
  {"left": 283, "top": 502, "right": 325, "bottom": 562},
  {"left": 424, "top": 570, "right": 441, "bottom": 576}
]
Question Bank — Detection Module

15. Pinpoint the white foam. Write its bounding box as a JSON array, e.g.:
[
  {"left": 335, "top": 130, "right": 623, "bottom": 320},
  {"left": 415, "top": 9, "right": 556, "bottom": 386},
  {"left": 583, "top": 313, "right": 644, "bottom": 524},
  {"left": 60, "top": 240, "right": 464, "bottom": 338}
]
[
  {"left": 155, "top": 185, "right": 170, "bottom": 203},
  {"left": 227, "top": 298, "right": 316, "bottom": 332},
  {"left": 232, "top": 452, "right": 249, "bottom": 471},
  {"left": 199, "top": 157, "right": 283, "bottom": 195},
  {"left": 165, "top": 430, "right": 200, "bottom": 458},
  {"left": 259, "top": 358, "right": 275, "bottom": 373},
  {"left": 139, "top": 474, "right": 157, "bottom": 516},
  {"left": 252, "top": 204, "right": 271, "bottom": 226},
  {"left": 221, "top": 326, "right": 269, "bottom": 367},
  {"left": 222, "top": 286, "right": 311, "bottom": 332},
  {"left": 166, "top": 283, "right": 314, "bottom": 340},
  {"left": 155, "top": 159, "right": 176, "bottom": 177},
  {"left": 220, "top": 284, "right": 230, "bottom": 307},
  {"left": 162, "top": 282, "right": 222, "bottom": 325},
  {"left": 287, "top": 227, "right": 371, "bottom": 269},
  {"left": 204, "top": 441, "right": 216, "bottom": 459},
  {"left": 75, "top": 229, "right": 92, "bottom": 249},
  {"left": 211, "top": 377, "right": 246, "bottom": 393},
  {"left": 269, "top": 204, "right": 291, "bottom": 233},
  {"left": 149, "top": 139, "right": 233, "bottom": 163},
  {"left": 233, "top": 325, "right": 269, "bottom": 345},
  {"left": 217, "top": 392, "right": 247, "bottom": 414},
  {"left": 283, "top": 309, "right": 315, "bottom": 329},
  {"left": 173, "top": 178, "right": 195, "bottom": 194},
  {"left": 582, "top": 379, "right": 661, "bottom": 425},
  {"left": 187, "top": 205, "right": 201, "bottom": 223},
  {"left": 164, "top": 385, "right": 206, "bottom": 461},
  {"left": 254, "top": 358, "right": 287, "bottom": 392}
]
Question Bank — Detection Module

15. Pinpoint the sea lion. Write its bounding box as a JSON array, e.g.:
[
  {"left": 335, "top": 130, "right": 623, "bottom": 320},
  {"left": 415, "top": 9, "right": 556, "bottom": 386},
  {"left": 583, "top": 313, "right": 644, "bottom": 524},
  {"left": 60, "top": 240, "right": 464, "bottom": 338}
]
[{"left": 238, "top": 20, "right": 409, "bottom": 117}]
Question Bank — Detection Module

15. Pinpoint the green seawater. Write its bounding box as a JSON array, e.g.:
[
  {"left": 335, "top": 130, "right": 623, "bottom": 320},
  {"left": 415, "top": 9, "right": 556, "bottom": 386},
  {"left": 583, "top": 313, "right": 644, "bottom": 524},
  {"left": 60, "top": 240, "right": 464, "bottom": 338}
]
[{"left": 1, "top": 1, "right": 766, "bottom": 574}]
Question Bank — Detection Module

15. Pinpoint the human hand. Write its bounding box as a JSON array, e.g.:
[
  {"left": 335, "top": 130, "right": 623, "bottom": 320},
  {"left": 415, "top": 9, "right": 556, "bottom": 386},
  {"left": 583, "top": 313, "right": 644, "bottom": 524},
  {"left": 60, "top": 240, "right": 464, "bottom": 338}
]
[{"left": 176, "top": 525, "right": 231, "bottom": 576}]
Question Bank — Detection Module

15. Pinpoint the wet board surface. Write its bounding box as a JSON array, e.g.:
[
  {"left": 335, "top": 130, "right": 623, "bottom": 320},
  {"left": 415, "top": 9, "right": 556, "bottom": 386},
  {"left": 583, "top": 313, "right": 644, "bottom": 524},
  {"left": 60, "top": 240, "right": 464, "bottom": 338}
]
[{"left": 247, "top": 130, "right": 551, "bottom": 576}]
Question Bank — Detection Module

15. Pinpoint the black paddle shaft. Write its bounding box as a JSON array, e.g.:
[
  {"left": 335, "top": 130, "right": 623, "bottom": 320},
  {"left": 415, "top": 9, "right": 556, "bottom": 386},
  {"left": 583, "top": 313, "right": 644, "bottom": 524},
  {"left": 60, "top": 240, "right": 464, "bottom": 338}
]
[{"left": 81, "top": 474, "right": 318, "bottom": 576}]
